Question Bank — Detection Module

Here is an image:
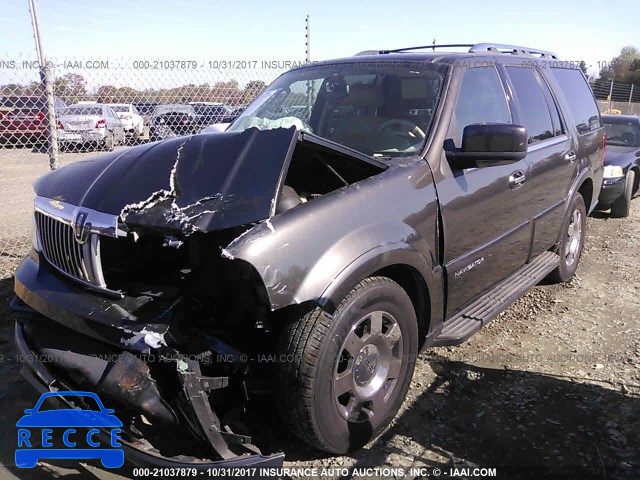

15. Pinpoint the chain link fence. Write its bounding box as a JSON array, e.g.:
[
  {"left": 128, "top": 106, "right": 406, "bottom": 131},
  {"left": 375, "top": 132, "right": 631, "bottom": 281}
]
[
  {"left": 0, "top": 55, "right": 292, "bottom": 278},
  {"left": 2, "top": 56, "right": 640, "bottom": 279},
  {"left": 589, "top": 78, "right": 640, "bottom": 115}
]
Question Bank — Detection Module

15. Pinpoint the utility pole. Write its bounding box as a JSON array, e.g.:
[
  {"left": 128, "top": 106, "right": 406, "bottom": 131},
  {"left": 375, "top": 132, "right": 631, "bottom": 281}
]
[
  {"left": 28, "top": 0, "right": 60, "bottom": 169},
  {"left": 305, "top": 15, "right": 311, "bottom": 63}
]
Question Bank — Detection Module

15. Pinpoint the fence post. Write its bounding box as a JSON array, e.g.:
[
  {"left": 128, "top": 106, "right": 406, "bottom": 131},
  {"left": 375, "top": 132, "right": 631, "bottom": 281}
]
[
  {"left": 28, "top": 0, "right": 60, "bottom": 170},
  {"left": 629, "top": 84, "right": 634, "bottom": 115},
  {"left": 608, "top": 80, "right": 613, "bottom": 112}
]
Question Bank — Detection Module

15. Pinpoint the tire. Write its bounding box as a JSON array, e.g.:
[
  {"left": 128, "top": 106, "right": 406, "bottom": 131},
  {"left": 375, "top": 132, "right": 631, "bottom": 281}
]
[
  {"left": 610, "top": 170, "right": 635, "bottom": 218},
  {"left": 547, "top": 193, "right": 586, "bottom": 283},
  {"left": 275, "top": 276, "right": 418, "bottom": 453},
  {"left": 102, "top": 132, "right": 114, "bottom": 152}
]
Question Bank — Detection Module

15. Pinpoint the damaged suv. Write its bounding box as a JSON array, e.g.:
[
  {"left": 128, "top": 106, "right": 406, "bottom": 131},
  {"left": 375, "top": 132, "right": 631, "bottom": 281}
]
[{"left": 12, "top": 43, "right": 604, "bottom": 468}]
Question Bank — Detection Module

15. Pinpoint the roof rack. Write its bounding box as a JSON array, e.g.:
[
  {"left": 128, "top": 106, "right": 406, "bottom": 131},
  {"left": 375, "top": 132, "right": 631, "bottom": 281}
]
[
  {"left": 371, "top": 43, "right": 558, "bottom": 59},
  {"left": 470, "top": 43, "right": 558, "bottom": 58}
]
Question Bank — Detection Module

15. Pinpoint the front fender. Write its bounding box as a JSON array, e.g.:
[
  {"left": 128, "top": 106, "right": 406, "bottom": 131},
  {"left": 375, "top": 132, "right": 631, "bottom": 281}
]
[{"left": 222, "top": 162, "right": 441, "bottom": 317}]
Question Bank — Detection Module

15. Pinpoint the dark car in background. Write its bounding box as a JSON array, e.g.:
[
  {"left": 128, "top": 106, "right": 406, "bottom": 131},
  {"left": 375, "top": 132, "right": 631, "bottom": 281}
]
[
  {"left": 596, "top": 114, "right": 640, "bottom": 217},
  {"left": 189, "top": 102, "right": 234, "bottom": 128},
  {"left": 0, "top": 96, "right": 66, "bottom": 146},
  {"left": 132, "top": 102, "right": 159, "bottom": 125},
  {"left": 149, "top": 104, "right": 199, "bottom": 141},
  {"left": 13, "top": 43, "right": 604, "bottom": 468}
]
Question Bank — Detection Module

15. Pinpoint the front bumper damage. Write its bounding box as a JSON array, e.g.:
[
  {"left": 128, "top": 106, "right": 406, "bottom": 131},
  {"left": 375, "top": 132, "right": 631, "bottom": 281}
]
[{"left": 12, "top": 254, "right": 285, "bottom": 469}]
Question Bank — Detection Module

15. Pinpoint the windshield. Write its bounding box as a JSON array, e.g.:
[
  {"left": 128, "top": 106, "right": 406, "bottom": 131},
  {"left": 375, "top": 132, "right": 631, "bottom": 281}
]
[
  {"left": 227, "top": 60, "right": 448, "bottom": 156},
  {"left": 110, "top": 105, "right": 130, "bottom": 113},
  {"left": 604, "top": 119, "right": 640, "bottom": 147},
  {"left": 61, "top": 106, "right": 102, "bottom": 116}
]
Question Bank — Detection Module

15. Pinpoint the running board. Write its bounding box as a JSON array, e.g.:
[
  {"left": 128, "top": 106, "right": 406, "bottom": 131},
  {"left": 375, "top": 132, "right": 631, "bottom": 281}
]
[{"left": 433, "top": 251, "right": 560, "bottom": 347}]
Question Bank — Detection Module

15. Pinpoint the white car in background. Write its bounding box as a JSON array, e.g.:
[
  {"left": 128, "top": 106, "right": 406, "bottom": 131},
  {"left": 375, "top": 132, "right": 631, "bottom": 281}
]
[
  {"left": 108, "top": 103, "right": 144, "bottom": 137},
  {"left": 58, "top": 103, "right": 125, "bottom": 151}
]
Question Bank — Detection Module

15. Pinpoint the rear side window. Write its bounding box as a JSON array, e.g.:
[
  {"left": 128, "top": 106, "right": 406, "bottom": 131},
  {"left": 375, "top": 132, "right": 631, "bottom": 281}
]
[
  {"left": 537, "top": 72, "right": 563, "bottom": 136},
  {"left": 505, "top": 66, "right": 555, "bottom": 144},
  {"left": 550, "top": 68, "right": 601, "bottom": 134},
  {"left": 448, "top": 66, "right": 511, "bottom": 148}
]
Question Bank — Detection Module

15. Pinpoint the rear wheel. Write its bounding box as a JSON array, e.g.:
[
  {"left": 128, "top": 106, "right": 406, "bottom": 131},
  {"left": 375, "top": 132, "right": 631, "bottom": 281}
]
[
  {"left": 611, "top": 170, "right": 635, "bottom": 218},
  {"left": 102, "top": 132, "right": 114, "bottom": 151},
  {"left": 547, "top": 194, "right": 586, "bottom": 283},
  {"left": 276, "top": 276, "right": 418, "bottom": 453}
]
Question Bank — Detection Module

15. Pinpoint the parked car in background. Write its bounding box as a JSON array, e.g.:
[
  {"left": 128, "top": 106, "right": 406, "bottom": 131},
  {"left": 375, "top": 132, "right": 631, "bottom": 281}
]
[
  {"left": 189, "top": 102, "right": 234, "bottom": 129},
  {"left": 13, "top": 43, "right": 604, "bottom": 467},
  {"left": 596, "top": 114, "right": 640, "bottom": 217},
  {"left": 149, "top": 104, "right": 199, "bottom": 141},
  {"left": 57, "top": 103, "right": 125, "bottom": 151},
  {"left": 200, "top": 106, "right": 247, "bottom": 134},
  {"left": 0, "top": 96, "right": 66, "bottom": 146},
  {"left": 133, "top": 102, "right": 159, "bottom": 125},
  {"left": 107, "top": 103, "right": 144, "bottom": 138}
]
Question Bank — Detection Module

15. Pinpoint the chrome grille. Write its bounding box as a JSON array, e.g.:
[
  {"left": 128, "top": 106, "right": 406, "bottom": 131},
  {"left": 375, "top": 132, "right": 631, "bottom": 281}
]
[{"left": 35, "top": 211, "right": 105, "bottom": 288}]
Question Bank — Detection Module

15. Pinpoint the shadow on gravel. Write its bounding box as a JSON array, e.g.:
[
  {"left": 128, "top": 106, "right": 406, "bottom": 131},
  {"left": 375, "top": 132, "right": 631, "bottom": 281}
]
[
  {"left": 259, "top": 353, "right": 640, "bottom": 477},
  {"left": 364, "top": 356, "right": 639, "bottom": 477}
]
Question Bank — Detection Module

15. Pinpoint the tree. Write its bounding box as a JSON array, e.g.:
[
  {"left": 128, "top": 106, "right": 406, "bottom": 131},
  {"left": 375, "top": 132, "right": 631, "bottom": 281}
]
[
  {"left": 243, "top": 80, "right": 267, "bottom": 104},
  {"left": 96, "top": 85, "right": 118, "bottom": 103},
  {"left": 599, "top": 46, "right": 640, "bottom": 84},
  {"left": 579, "top": 60, "right": 588, "bottom": 75},
  {"left": 211, "top": 80, "right": 242, "bottom": 105},
  {"left": 53, "top": 73, "right": 87, "bottom": 100}
]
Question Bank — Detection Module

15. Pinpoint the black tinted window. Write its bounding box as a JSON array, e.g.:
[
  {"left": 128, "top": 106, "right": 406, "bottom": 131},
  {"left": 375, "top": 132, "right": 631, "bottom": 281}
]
[
  {"left": 506, "top": 67, "right": 554, "bottom": 144},
  {"left": 551, "top": 68, "right": 601, "bottom": 134},
  {"left": 449, "top": 67, "right": 511, "bottom": 148}
]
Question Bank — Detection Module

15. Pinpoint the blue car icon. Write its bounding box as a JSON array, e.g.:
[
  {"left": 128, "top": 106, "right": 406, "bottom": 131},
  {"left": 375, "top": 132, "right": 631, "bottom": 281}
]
[{"left": 16, "top": 391, "right": 124, "bottom": 469}]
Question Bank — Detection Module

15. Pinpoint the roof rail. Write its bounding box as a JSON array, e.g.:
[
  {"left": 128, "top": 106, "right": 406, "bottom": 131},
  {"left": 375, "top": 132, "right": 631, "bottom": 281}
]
[
  {"left": 378, "top": 44, "right": 474, "bottom": 54},
  {"left": 469, "top": 43, "right": 558, "bottom": 58},
  {"left": 354, "top": 50, "right": 381, "bottom": 56},
  {"left": 371, "top": 43, "right": 558, "bottom": 59}
]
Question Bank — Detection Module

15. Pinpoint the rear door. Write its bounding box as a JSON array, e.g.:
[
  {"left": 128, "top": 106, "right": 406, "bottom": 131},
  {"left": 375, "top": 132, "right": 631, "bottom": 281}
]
[
  {"left": 547, "top": 67, "right": 605, "bottom": 212},
  {"left": 501, "top": 65, "right": 573, "bottom": 257},
  {"left": 438, "top": 64, "right": 534, "bottom": 317}
]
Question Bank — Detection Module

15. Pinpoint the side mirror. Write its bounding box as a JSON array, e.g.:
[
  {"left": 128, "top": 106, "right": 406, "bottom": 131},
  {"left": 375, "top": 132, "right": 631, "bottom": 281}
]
[{"left": 445, "top": 124, "right": 528, "bottom": 169}]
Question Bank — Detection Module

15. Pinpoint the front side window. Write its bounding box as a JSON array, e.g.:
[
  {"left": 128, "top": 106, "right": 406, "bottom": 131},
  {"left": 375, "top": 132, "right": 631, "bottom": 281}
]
[
  {"left": 228, "top": 61, "right": 449, "bottom": 156},
  {"left": 447, "top": 66, "right": 511, "bottom": 148},
  {"left": 506, "top": 66, "right": 555, "bottom": 144}
]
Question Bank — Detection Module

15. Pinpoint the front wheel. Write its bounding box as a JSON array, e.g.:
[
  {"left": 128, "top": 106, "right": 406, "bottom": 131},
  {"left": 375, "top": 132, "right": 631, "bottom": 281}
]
[
  {"left": 275, "top": 276, "right": 418, "bottom": 453},
  {"left": 547, "top": 193, "right": 586, "bottom": 283}
]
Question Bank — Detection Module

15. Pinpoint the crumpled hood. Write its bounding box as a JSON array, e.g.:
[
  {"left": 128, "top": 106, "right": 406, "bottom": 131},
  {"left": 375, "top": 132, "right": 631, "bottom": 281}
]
[{"left": 35, "top": 127, "right": 298, "bottom": 233}]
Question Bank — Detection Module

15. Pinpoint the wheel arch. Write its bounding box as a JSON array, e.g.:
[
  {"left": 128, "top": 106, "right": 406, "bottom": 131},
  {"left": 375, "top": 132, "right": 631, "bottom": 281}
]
[
  {"left": 631, "top": 166, "right": 640, "bottom": 195},
  {"left": 577, "top": 177, "right": 593, "bottom": 213},
  {"left": 372, "top": 264, "right": 432, "bottom": 348},
  {"left": 317, "top": 244, "right": 441, "bottom": 345}
]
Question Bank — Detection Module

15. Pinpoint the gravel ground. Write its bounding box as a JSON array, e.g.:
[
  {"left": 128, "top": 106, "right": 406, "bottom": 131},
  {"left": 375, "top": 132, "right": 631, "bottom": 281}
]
[{"left": 0, "top": 195, "right": 638, "bottom": 479}]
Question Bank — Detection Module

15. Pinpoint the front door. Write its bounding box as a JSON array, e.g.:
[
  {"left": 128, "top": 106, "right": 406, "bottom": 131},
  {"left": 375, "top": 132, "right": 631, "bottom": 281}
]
[{"left": 437, "top": 65, "right": 534, "bottom": 317}]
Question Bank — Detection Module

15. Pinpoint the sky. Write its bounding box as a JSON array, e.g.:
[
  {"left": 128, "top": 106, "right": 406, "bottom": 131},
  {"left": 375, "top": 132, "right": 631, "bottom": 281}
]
[{"left": 1, "top": 0, "right": 638, "bottom": 89}]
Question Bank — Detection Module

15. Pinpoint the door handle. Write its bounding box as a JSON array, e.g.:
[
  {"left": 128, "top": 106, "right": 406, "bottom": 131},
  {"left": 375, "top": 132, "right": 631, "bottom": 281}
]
[
  {"left": 509, "top": 170, "right": 526, "bottom": 189},
  {"left": 564, "top": 151, "right": 577, "bottom": 162}
]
